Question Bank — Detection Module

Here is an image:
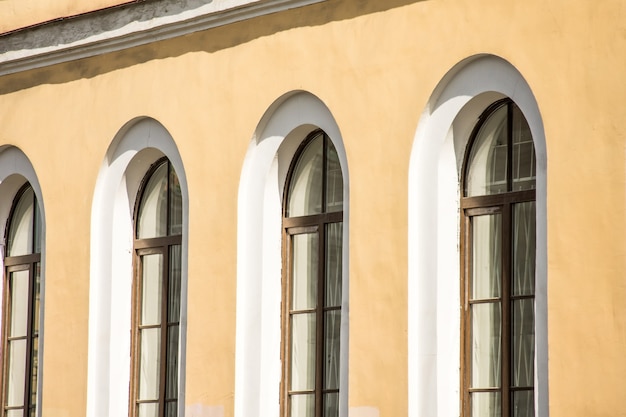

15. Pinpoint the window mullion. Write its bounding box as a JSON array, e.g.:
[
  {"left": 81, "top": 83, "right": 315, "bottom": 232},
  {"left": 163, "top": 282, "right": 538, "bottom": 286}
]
[{"left": 506, "top": 102, "right": 513, "bottom": 193}]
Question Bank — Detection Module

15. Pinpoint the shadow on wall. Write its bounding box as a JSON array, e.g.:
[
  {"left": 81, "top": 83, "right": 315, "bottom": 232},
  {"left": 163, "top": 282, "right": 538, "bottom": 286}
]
[{"left": 0, "top": 0, "right": 428, "bottom": 94}]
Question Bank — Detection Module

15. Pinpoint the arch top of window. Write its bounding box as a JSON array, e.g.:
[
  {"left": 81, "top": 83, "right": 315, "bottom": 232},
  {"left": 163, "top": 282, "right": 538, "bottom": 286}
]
[
  {"left": 7, "top": 184, "right": 42, "bottom": 257},
  {"left": 136, "top": 158, "right": 182, "bottom": 239},
  {"left": 286, "top": 130, "right": 344, "bottom": 218},
  {"left": 464, "top": 99, "right": 537, "bottom": 197}
]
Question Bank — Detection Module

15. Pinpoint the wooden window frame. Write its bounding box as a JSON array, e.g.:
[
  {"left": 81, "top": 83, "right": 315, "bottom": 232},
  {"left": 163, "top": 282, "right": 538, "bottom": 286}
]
[
  {"left": 460, "top": 100, "right": 536, "bottom": 417},
  {"left": 1, "top": 184, "right": 41, "bottom": 417},
  {"left": 280, "top": 130, "right": 343, "bottom": 417},
  {"left": 130, "top": 158, "right": 182, "bottom": 417}
]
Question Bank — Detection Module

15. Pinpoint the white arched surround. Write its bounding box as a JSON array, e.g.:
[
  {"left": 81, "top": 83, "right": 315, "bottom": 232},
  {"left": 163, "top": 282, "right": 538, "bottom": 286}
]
[
  {"left": 408, "top": 55, "right": 548, "bottom": 417},
  {"left": 0, "top": 146, "right": 46, "bottom": 417},
  {"left": 236, "top": 91, "right": 350, "bottom": 417},
  {"left": 87, "top": 118, "right": 189, "bottom": 417}
]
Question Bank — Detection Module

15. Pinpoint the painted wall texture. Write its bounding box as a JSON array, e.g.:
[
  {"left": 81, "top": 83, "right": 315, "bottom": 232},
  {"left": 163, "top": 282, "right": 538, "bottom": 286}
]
[{"left": 1, "top": 0, "right": 626, "bottom": 416}]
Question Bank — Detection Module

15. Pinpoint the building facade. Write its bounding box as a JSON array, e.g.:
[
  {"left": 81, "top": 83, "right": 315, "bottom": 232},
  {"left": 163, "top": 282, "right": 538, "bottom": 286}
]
[{"left": 0, "top": 0, "right": 625, "bottom": 416}]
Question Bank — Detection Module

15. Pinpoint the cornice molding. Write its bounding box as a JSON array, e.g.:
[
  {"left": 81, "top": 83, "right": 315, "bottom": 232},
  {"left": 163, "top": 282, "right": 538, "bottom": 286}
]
[{"left": 0, "top": 0, "right": 325, "bottom": 76}]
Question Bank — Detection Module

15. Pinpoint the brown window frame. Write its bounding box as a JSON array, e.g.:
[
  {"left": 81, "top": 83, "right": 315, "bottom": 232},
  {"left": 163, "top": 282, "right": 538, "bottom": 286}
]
[
  {"left": 130, "top": 158, "right": 182, "bottom": 417},
  {"left": 280, "top": 130, "right": 343, "bottom": 417},
  {"left": 460, "top": 99, "right": 536, "bottom": 417},
  {"left": 2, "top": 184, "right": 41, "bottom": 417}
]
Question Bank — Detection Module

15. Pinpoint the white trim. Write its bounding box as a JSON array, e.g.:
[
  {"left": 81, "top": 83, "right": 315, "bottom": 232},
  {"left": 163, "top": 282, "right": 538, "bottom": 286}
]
[
  {"left": 408, "top": 55, "right": 549, "bottom": 417},
  {"left": 236, "top": 91, "right": 349, "bottom": 417},
  {"left": 0, "top": 0, "right": 326, "bottom": 76},
  {"left": 0, "top": 146, "right": 45, "bottom": 417},
  {"left": 87, "top": 118, "right": 189, "bottom": 417}
]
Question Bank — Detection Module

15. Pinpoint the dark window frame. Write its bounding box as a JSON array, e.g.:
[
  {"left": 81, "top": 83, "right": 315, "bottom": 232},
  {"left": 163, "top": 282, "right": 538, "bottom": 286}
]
[
  {"left": 281, "top": 130, "right": 343, "bottom": 417},
  {"left": 460, "top": 99, "right": 536, "bottom": 417},
  {"left": 2, "top": 184, "right": 41, "bottom": 417},
  {"left": 130, "top": 158, "right": 182, "bottom": 417}
]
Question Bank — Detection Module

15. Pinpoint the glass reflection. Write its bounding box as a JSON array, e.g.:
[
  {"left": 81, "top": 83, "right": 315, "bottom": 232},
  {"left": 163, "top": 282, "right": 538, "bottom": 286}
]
[
  {"left": 168, "top": 245, "right": 182, "bottom": 322},
  {"left": 141, "top": 254, "right": 163, "bottom": 326},
  {"left": 471, "top": 392, "right": 501, "bottom": 417},
  {"left": 290, "top": 394, "right": 315, "bottom": 417},
  {"left": 138, "top": 328, "right": 161, "bottom": 400},
  {"left": 137, "top": 403, "right": 158, "bottom": 417},
  {"left": 8, "top": 187, "right": 35, "bottom": 257},
  {"left": 6, "top": 339, "right": 26, "bottom": 407},
  {"left": 325, "top": 142, "right": 343, "bottom": 213},
  {"left": 165, "top": 402, "right": 178, "bottom": 417},
  {"left": 288, "top": 134, "right": 323, "bottom": 217},
  {"left": 512, "top": 105, "right": 536, "bottom": 191},
  {"left": 9, "top": 270, "right": 29, "bottom": 337},
  {"left": 290, "top": 313, "right": 316, "bottom": 391},
  {"left": 512, "top": 299, "right": 535, "bottom": 387},
  {"left": 137, "top": 162, "right": 168, "bottom": 238},
  {"left": 166, "top": 325, "right": 179, "bottom": 400},
  {"left": 325, "top": 223, "right": 342, "bottom": 307},
  {"left": 292, "top": 234, "right": 318, "bottom": 310},
  {"left": 513, "top": 391, "right": 535, "bottom": 417},
  {"left": 465, "top": 105, "right": 508, "bottom": 196},
  {"left": 169, "top": 167, "right": 182, "bottom": 236},
  {"left": 324, "top": 311, "right": 341, "bottom": 390},
  {"left": 471, "top": 302, "right": 501, "bottom": 389},
  {"left": 324, "top": 392, "right": 339, "bottom": 417},
  {"left": 513, "top": 203, "right": 536, "bottom": 296},
  {"left": 471, "top": 215, "right": 502, "bottom": 300}
]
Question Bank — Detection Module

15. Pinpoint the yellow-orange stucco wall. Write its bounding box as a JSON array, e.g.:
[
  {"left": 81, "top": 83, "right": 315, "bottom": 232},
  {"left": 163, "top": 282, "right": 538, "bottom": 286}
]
[{"left": 1, "top": 0, "right": 626, "bottom": 416}]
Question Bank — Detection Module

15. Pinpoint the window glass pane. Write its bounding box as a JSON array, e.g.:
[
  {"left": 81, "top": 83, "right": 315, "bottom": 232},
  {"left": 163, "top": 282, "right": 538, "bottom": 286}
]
[
  {"left": 288, "top": 134, "right": 323, "bottom": 217},
  {"left": 30, "top": 336, "right": 38, "bottom": 408},
  {"left": 168, "top": 166, "right": 182, "bottom": 236},
  {"left": 9, "top": 270, "right": 29, "bottom": 337},
  {"left": 290, "top": 313, "right": 316, "bottom": 391},
  {"left": 290, "top": 394, "right": 315, "bottom": 417},
  {"left": 8, "top": 188, "right": 34, "bottom": 256},
  {"left": 471, "top": 302, "right": 501, "bottom": 389},
  {"left": 168, "top": 246, "right": 181, "bottom": 323},
  {"left": 325, "top": 223, "right": 342, "bottom": 307},
  {"left": 6, "top": 339, "right": 26, "bottom": 407},
  {"left": 165, "top": 325, "right": 179, "bottom": 400},
  {"left": 138, "top": 162, "right": 168, "bottom": 238},
  {"left": 323, "top": 392, "right": 339, "bottom": 417},
  {"left": 512, "top": 105, "right": 536, "bottom": 191},
  {"left": 513, "top": 202, "right": 536, "bottom": 296},
  {"left": 6, "top": 410, "right": 23, "bottom": 417},
  {"left": 32, "top": 264, "right": 41, "bottom": 335},
  {"left": 513, "top": 390, "right": 535, "bottom": 417},
  {"left": 165, "top": 401, "right": 178, "bottom": 417},
  {"left": 137, "top": 403, "right": 158, "bottom": 417},
  {"left": 471, "top": 392, "right": 501, "bottom": 417},
  {"left": 325, "top": 140, "right": 343, "bottom": 213},
  {"left": 324, "top": 311, "right": 340, "bottom": 390},
  {"left": 141, "top": 254, "right": 163, "bottom": 326},
  {"left": 512, "top": 299, "right": 535, "bottom": 388},
  {"left": 466, "top": 105, "right": 508, "bottom": 197},
  {"left": 138, "top": 328, "right": 161, "bottom": 400},
  {"left": 471, "top": 214, "right": 502, "bottom": 300},
  {"left": 33, "top": 197, "right": 42, "bottom": 255},
  {"left": 291, "top": 234, "right": 318, "bottom": 311}
]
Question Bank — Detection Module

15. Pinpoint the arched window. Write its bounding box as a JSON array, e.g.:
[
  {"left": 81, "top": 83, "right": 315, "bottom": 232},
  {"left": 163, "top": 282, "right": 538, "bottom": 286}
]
[
  {"left": 132, "top": 158, "right": 182, "bottom": 417},
  {"left": 3, "top": 184, "right": 42, "bottom": 417},
  {"left": 282, "top": 130, "right": 343, "bottom": 417},
  {"left": 461, "top": 99, "right": 536, "bottom": 417}
]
